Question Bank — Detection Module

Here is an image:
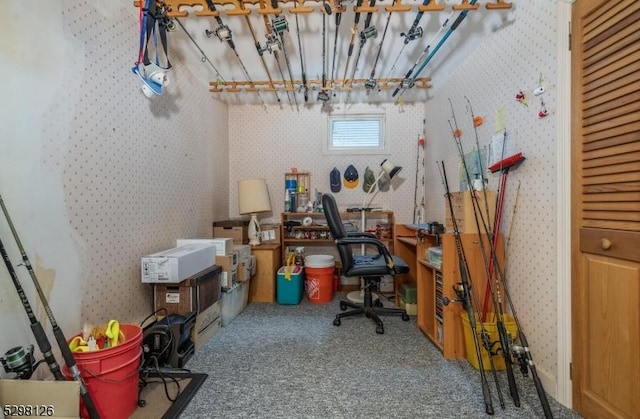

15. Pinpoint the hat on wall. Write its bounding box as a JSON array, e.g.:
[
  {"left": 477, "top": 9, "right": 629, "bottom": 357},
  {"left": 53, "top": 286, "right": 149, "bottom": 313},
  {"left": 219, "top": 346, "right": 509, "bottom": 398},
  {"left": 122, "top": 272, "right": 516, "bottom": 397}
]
[
  {"left": 330, "top": 167, "right": 341, "bottom": 192},
  {"left": 377, "top": 171, "right": 391, "bottom": 192},
  {"left": 343, "top": 164, "right": 359, "bottom": 189},
  {"left": 363, "top": 166, "right": 376, "bottom": 193}
]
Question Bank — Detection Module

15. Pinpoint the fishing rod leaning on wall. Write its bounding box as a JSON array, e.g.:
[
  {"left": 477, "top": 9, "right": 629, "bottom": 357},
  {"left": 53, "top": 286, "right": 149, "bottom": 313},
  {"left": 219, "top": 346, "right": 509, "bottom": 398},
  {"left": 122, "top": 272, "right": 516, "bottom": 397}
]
[{"left": 0, "top": 195, "right": 100, "bottom": 419}]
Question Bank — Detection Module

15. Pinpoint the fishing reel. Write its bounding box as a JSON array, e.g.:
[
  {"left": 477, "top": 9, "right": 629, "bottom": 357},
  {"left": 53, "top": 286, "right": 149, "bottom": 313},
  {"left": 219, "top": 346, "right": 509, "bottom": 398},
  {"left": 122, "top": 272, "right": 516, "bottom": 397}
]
[
  {"left": 317, "top": 90, "right": 330, "bottom": 103},
  {"left": 1, "top": 345, "right": 39, "bottom": 380},
  {"left": 364, "top": 78, "right": 377, "bottom": 91},
  {"left": 359, "top": 26, "right": 378, "bottom": 44},
  {"left": 259, "top": 33, "right": 282, "bottom": 54},
  {"left": 271, "top": 15, "right": 289, "bottom": 35},
  {"left": 442, "top": 282, "right": 469, "bottom": 306},
  {"left": 402, "top": 26, "right": 423, "bottom": 44},
  {"left": 400, "top": 77, "right": 415, "bottom": 90},
  {"left": 511, "top": 344, "right": 530, "bottom": 376},
  {"left": 205, "top": 24, "right": 232, "bottom": 43}
]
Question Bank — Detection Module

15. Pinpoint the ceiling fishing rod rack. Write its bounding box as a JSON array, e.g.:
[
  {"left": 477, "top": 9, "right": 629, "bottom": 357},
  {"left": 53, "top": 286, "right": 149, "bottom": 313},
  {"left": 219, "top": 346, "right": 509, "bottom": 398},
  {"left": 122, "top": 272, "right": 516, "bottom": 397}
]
[
  {"left": 133, "top": 0, "right": 512, "bottom": 103},
  {"left": 134, "top": 0, "right": 512, "bottom": 16},
  {"left": 209, "top": 76, "right": 431, "bottom": 92}
]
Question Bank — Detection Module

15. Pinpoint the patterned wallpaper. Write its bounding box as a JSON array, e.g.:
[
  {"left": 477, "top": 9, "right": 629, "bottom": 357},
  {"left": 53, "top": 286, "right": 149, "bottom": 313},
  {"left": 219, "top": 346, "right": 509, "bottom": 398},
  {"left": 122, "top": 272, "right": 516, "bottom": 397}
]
[
  {"left": 0, "top": 0, "right": 229, "bottom": 359},
  {"left": 227, "top": 102, "right": 425, "bottom": 226},
  {"left": 422, "top": 0, "right": 561, "bottom": 394}
]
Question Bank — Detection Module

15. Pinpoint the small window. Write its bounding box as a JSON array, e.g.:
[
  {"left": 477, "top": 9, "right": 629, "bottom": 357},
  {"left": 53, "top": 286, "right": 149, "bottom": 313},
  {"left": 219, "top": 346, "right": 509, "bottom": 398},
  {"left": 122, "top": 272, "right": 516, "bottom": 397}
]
[{"left": 325, "top": 114, "right": 387, "bottom": 155}]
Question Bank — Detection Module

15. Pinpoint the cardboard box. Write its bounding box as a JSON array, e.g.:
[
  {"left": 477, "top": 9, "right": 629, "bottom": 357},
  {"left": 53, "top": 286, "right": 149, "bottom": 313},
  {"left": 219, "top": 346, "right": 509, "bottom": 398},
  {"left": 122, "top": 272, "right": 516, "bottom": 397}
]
[
  {"left": 0, "top": 380, "right": 80, "bottom": 418},
  {"left": 260, "top": 223, "right": 281, "bottom": 244},
  {"left": 237, "top": 257, "right": 253, "bottom": 282},
  {"left": 141, "top": 244, "right": 215, "bottom": 283},
  {"left": 215, "top": 253, "right": 238, "bottom": 273},
  {"left": 191, "top": 300, "right": 222, "bottom": 351},
  {"left": 213, "top": 219, "right": 250, "bottom": 245},
  {"left": 154, "top": 265, "right": 221, "bottom": 314},
  {"left": 234, "top": 244, "right": 252, "bottom": 260},
  {"left": 177, "top": 238, "right": 233, "bottom": 256},
  {"left": 220, "top": 269, "right": 238, "bottom": 289}
]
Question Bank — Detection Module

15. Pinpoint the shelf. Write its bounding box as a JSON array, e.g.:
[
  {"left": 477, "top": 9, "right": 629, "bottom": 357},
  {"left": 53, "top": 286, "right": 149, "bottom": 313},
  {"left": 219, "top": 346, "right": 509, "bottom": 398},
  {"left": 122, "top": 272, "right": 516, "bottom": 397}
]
[{"left": 281, "top": 211, "right": 395, "bottom": 292}]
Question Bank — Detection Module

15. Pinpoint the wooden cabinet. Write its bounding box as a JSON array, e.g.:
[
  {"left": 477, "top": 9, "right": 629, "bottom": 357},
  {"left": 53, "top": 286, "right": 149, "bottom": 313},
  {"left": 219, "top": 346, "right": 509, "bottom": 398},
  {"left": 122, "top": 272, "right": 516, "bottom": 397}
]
[
  {"left": 249, "top": 244, "right": 281, "bottom": 303},
  {"left": 395, "top": 225, "right": 504, "bottom": 359}
]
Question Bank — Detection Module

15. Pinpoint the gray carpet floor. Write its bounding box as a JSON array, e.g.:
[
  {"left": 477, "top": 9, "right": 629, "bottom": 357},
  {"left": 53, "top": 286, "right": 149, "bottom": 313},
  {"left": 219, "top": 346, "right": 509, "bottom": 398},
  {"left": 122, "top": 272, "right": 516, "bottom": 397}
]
[{"left": 181, "top": 295, "right": 582, "bottom": 418}]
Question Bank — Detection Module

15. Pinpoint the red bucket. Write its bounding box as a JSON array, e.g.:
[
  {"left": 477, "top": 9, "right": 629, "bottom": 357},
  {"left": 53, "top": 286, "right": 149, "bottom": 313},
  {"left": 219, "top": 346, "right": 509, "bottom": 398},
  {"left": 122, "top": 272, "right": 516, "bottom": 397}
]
[
  {"left": 64, "top": 324, "right": 142, "bottom": 419},
  {"left": 305, "top": 255, "right": 335, "bottom": 304}
]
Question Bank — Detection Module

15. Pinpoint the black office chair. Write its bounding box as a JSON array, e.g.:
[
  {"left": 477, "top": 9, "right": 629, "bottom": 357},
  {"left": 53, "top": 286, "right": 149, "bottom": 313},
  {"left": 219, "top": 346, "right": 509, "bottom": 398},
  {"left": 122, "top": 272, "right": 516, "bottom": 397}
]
[{"left": 322, "top": 193, "right": 410, "bottom": 334}]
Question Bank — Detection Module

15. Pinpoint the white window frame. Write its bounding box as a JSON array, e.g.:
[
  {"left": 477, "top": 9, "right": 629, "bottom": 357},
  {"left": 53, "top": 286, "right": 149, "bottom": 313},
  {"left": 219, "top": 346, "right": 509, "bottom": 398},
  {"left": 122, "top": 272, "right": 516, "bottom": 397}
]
[{"left": 323, "top": 113, "right": 389, "bottom": 155}]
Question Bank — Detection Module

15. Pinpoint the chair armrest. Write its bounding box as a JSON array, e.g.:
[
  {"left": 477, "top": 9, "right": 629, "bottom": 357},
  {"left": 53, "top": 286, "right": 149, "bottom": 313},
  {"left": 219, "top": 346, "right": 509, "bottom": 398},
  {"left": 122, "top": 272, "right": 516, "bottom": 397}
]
[
  {"left": 345, "top": 231, "right": 378, "bottom": 239},
  {"left": 337, "top": 236, "right": 393, "bottom": 260}
]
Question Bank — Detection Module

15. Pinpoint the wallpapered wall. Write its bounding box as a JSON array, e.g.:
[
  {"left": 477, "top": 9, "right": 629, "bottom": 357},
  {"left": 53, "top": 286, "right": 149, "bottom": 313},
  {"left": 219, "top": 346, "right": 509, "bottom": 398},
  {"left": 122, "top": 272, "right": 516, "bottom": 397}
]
[
  {"left": 422, "top": 0, "right": 561, "bottom": 396},
  {"left": 0, "top": 0, "right": 229, "bottom": 369},
  {"left": 227, "top": 102, "right": 425, "bottom": 225}
]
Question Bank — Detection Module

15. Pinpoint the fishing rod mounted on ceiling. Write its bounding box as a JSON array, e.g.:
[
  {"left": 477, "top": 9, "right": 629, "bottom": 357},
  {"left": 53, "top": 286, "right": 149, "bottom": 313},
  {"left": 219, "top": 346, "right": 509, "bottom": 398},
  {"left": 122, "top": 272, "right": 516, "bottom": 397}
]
[{"left": 131, "top": 0, "right": 513, "bottom": 103}]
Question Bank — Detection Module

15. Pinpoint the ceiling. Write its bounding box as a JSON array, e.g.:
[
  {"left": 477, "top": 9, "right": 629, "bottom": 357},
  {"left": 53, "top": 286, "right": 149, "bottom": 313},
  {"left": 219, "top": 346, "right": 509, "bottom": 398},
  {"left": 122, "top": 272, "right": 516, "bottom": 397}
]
[{"left": 141, "top": 0, "right": 515, "bottom": 107}]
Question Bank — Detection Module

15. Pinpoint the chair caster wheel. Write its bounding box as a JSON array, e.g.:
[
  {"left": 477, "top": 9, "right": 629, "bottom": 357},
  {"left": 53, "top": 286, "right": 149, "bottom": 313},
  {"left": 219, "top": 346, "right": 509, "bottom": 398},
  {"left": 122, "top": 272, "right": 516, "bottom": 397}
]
[
  {"left": 333, "top": 318, "right": 341, "bottom": 326},
  {"left": 376, "top": 326, "right": 384, "bottom": 334},
  {"left": 374, "top": 299, "right": 383, "bottom": 308},
  {"left": 339, "top": 302, "right": 348, "bottom": 311},
  {"left": 402, "top": 314, "right": 410, "bottom": 321}
]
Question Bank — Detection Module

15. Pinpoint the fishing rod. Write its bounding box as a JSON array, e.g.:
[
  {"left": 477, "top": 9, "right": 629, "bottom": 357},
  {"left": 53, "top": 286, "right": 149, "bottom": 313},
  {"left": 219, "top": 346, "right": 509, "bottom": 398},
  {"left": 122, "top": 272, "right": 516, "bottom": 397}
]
[
  {"left": 395, "top": 1, "right": 477, "bottom": 100},
  {"left": 341, "top": 0, "right": 364, "bottom": 88},
  {"left": 365, "top": 0, "right": 396, "bottom": 93},
  {"left": 451, "top": 101, "right": 550, "bottom": 417},
  {"left": 440, "top": 164, "right": 494, "bottom": 416},
  {"left": 329, "top": 0, "right": 344, "bottom": 94},
  {"left": 173, "top": 17, "right": 225, "bottom": 83},
  {"left": 391, "top": 7, "right": 454, "bottom": 97},
  {"left": 269, "top": 2, "right": 299, "bottom": 111},
  {"left": 318, "top": 0, "right": 331, "bottom": 104},
  {"left": 448, "top": 102, "right": 507, "bottom": 411},
  {"left": 203, "top": 0, "right": 266, "bottom": 108},
  {"left": 413, "top": 134, "right": 425, "bottom": 224},
  {"left": 0, "top": 196, "right": 100, "bottom": 419},
  {"left": 240, "top": 2, "right": 281, "bottom": 103},
  {"left": 384, "top": 0, "right": 430, "bottom": 79},
  {"left": 294, "top": 13, "right": 309, "bottom": 102},
  {"left": 0, "top": 236, "right": 65, "bottom": 381},
  {"left": 345, "top": 0, "right": 378, "bottom": 103},
  {"left": 465, "top": 97, "right": 491, "bottom": 232},
  {"left": 257, "top": 0, "right": 293, "bottom": 108}
]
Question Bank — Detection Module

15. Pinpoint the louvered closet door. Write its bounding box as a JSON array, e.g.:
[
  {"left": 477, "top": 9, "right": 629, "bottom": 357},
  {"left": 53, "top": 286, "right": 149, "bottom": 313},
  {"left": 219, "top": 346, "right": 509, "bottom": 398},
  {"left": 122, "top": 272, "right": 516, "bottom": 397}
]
[{"left": 571, "top": 1, "right": 640, "bottom": 418}]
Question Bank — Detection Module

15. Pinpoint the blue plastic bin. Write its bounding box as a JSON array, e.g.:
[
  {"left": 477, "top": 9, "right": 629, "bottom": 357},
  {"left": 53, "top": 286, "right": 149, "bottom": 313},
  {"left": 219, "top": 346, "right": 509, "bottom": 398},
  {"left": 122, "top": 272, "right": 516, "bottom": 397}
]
[{"left": 277, "top": 265, "right": 304, "bottom": 304}]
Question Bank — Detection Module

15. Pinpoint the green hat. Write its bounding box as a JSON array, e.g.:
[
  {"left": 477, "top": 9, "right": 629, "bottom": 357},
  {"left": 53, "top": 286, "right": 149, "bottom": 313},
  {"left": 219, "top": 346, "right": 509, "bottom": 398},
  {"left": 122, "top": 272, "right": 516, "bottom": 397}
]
[{"left": 363, "top": 166, "right": 376, "bottom": 193}]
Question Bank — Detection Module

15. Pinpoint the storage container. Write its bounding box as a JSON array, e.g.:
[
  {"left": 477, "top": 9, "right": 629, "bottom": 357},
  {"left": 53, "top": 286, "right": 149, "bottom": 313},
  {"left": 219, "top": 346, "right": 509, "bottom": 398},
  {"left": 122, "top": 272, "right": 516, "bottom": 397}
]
[
  {"left": 221, "top": 278, "right": 250, "bottom": 327},
  {"left": 277, "top": 265, "right": 304, "bottom": 304},
  {"left": 461, "top": 312, "right": 518, "bottom": 370},
  {"left": 427, "top": 246, "right": 442, "bottom": 269}
]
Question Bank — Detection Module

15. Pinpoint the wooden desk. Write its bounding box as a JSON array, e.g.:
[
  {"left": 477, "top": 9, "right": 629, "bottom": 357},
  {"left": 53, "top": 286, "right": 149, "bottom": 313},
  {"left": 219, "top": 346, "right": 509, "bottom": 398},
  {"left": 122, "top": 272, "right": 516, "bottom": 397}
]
[{"left": 249, "top": 244, "right": 281, "bottom": 303}]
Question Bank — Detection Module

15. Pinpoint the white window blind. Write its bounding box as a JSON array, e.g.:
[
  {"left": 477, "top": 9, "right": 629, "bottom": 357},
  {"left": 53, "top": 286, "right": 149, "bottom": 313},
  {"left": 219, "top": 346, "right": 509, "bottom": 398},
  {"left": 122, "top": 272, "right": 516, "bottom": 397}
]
[{"left": 326, "top": 114, "right": 386, "bottom": 154}]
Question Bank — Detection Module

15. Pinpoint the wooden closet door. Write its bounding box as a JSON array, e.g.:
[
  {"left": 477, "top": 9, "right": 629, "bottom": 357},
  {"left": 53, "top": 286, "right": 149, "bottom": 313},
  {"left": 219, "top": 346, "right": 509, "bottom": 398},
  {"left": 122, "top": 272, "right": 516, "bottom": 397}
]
[{"left": 571, "top": 1, "right": 640, "bottom": 418}]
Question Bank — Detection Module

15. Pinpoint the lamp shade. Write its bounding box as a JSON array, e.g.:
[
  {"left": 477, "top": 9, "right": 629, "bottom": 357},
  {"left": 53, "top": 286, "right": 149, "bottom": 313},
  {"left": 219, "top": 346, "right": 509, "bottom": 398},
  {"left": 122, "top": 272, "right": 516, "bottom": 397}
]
[
  {"left": 381, "top": 159, "right": 402, "bottom": 179},
  {"left": 238, "top": 179, "right": 272, "bottom": 215}
]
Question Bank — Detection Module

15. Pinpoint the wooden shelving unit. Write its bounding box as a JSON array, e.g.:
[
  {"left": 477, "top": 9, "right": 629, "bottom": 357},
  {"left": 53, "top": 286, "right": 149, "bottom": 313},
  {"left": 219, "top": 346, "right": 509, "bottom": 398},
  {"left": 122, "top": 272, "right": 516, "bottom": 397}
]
[{"left": 395, "top": 224, "right": 504, "bottom": 359}]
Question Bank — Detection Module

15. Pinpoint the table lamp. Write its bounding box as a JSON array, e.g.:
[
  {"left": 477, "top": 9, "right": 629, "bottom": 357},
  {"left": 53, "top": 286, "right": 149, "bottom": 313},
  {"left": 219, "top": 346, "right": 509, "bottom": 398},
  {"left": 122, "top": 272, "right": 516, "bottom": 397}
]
[
  {"left": 238, "top": 178, "right": 272, "bottom": 246},
  {"left": 349, "top": 159, "right": 402, "bottom": 304}
]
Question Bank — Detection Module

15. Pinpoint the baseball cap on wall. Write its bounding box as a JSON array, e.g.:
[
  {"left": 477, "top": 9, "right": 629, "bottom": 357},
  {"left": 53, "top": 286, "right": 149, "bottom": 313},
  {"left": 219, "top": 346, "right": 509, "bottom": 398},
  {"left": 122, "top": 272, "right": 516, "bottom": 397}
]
[
  {"left": 343, "top": 164, "right": 359, "bottom": 188},
  {"left": 363, "top": 166, "right": 376, "bottom": 193},
  {"left": 330, "top": 167, "right": 341, "bottom": 192}
]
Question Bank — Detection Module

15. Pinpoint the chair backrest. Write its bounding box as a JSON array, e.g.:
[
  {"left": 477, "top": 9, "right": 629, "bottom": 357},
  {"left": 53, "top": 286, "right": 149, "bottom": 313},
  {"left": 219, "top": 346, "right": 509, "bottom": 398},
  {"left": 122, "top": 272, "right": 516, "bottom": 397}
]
[{"left": 322, "top": 194, "right": 354, "bottom": 271}]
